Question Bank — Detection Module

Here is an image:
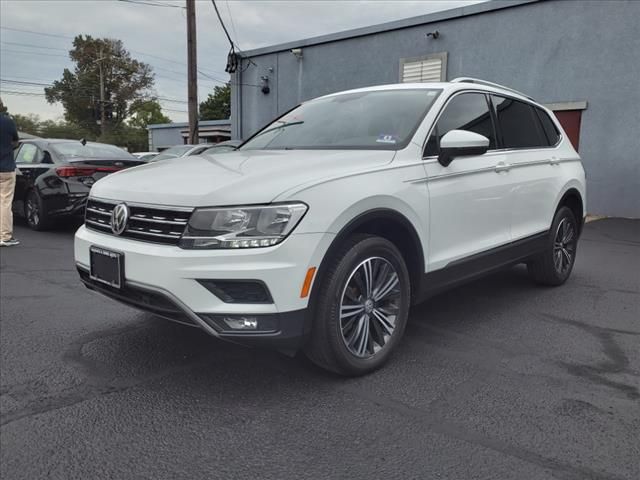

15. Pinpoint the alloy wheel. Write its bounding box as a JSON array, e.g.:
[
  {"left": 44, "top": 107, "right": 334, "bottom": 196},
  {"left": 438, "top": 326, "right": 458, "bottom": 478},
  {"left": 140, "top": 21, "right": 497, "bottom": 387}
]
[
  {"left": 26, "top": 194, "right": 40, "bottom": 227},
  {"left": 553, "top": 218, "right": 576, "bottom": 275},
  {"left": 339, "top": 257, "right": 401, "bottom": 358}
]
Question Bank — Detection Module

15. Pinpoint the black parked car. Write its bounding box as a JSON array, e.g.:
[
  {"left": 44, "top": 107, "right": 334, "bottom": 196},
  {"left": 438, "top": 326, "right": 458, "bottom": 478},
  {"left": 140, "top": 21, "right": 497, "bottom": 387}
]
[{"left": 12, "top": 139, "right": 144, "bottom": 230}]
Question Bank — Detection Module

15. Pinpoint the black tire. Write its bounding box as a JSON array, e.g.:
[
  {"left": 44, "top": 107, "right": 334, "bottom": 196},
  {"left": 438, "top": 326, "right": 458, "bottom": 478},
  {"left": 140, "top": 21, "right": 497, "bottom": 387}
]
[
  {"left": 24, "top": 189, "right": 51, "bottom": 231},
  {"left": 304, "top": 234, "right": 411, "bottom": 376},
  {"left": 527, "top": 206, "right": 579, "bottom": 286}
]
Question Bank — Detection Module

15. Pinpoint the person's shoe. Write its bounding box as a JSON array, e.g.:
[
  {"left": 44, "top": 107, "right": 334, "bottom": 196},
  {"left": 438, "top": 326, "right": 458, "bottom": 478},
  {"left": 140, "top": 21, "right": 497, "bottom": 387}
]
[{"left": 0, "top": 238, "right": 20, "bottom": 247}]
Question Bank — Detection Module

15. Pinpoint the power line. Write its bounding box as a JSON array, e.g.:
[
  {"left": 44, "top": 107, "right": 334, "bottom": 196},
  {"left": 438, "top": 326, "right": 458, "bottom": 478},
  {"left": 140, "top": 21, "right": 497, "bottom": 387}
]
[
  {"left": 1, "top": 78, "right": 189, "bottom": 105},
  {"left": 1, "top": 89, "right": 188, "bottom": 114},
  {"left": 0, "top": 25, "right": 229, "bottom": 78},
  {"left": 0, "top": 48, "right": 69, "bottom": 58},
  {"left": 1, "top": 41, "right": 68, "bottom": 52},
  {"left": 211, "top": 0, "right": 254, "bottom": 74},
  {"left": 0, "top": 47, "right": 224, "bottom": 84},
  {"left": 0, "top": 25, "right": 73, "bottom": 39},
  {"left": 116, "top": 0, "right": 185, "bottom": 9},
  {"left": 224, "top": 0, "right": 240, "bottom": 50},
  {"left": 211, "top": 0, "right": 235, "bottom": 50},
  {"left": 0, "top": 90, "right": 47, "bottom": 97},
  {"left": 1, "top": 79, "right": 51, "bottom": 87},
  {"left": 0, "top": 74, "right": 58, "bottom": 83}
]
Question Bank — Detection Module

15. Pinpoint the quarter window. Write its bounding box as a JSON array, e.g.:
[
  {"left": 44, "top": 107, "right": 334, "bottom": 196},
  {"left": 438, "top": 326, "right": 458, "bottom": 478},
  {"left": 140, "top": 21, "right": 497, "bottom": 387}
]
[
  {"left": 536, "top": 108, "right": 560, "bottom": 146},
  {"left": 424, "top": 92, "right": 495, "bottom": 157},
  {"left": 492, "top": 96, "right": 547, "bottom": 149}
]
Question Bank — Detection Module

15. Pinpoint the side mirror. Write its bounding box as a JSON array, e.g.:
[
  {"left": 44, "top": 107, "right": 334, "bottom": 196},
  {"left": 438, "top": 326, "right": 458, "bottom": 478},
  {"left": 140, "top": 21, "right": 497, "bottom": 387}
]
[{"left": 437, "top": 130, "right": 489, "bottom": 167}]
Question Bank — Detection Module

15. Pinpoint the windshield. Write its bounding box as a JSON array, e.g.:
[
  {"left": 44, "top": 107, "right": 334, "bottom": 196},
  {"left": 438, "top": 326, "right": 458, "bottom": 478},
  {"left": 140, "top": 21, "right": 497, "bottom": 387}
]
[
  {"left": 153, "top": 145, "right": 194, "bottom": 161},
  {"left": 51, "top": 142, "right": 136, "bottom": 160},
  {"left": 241, "top": 89, "right": 441, "bottom": 151}
]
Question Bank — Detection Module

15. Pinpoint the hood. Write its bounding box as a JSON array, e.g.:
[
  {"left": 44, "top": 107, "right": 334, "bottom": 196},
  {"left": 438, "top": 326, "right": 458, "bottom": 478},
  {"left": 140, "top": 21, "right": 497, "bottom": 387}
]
[{"left": 89, "top": 149, "right": 395, "bottom": 206}]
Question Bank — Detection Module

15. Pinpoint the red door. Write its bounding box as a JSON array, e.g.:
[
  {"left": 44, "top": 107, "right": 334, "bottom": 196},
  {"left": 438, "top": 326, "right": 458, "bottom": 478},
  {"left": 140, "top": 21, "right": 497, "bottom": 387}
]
[{"left": 553, "top": 110, "right": 582, "bottom": 151}]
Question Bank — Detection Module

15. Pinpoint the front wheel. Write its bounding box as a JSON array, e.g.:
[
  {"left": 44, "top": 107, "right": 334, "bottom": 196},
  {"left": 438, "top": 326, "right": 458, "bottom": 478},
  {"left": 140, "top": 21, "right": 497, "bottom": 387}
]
[
  {"left": 527, "top": 206, "right": 579, "bottom": 286},
  {"left": 25, "top": 190, "right": 51, "bottom": 231},
  {"left": 304, "top": 235, "right": 411, "bottom": 376}
]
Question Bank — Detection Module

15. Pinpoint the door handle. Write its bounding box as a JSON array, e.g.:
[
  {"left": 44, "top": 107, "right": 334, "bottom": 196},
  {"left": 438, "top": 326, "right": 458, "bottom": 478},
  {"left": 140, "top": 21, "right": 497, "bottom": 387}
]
[
  {"left": 494, "top": 162, "right": 511, "bottom": 173},
  {"left": 549, "top": 157, "right": 560, "bottom": 166}
]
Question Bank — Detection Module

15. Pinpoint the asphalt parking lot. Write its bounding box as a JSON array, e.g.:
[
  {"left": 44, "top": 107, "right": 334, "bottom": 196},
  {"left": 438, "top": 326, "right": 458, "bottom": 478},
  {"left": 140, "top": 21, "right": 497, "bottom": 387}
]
[{"left": 1, "top": 218, "right": 638, "bottom": 480}]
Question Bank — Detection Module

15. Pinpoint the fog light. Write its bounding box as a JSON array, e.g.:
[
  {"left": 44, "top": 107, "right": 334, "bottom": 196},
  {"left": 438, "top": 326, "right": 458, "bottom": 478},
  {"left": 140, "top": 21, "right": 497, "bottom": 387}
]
[{"left": 223, "top": 316, "right": 258, "bottom": 330}]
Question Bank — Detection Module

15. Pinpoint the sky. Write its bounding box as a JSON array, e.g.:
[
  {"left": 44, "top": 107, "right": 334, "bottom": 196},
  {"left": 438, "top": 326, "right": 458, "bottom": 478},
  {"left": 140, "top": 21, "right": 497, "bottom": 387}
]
[{"left": 0, "top": 0, "right": 483, "bottom": 123}]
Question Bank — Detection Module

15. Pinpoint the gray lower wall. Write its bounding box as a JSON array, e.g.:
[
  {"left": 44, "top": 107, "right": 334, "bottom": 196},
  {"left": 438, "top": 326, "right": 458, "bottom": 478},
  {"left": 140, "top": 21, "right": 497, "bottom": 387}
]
[{"left": 232, "top": 0, "right": 640, "bottom": 217}]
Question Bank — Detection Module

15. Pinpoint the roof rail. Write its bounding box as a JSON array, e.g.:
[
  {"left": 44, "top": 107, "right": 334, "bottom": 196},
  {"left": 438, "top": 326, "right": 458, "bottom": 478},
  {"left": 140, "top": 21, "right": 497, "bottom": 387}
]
[{"left": 451, "top": 77, "right": 534, "bottom": 101}]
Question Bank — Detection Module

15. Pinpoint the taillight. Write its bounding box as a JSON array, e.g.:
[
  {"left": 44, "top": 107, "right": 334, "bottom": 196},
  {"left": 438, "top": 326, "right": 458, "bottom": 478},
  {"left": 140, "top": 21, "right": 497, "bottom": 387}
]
[{"left": 56, "top": 166, "right": 120, "bottom": 177}]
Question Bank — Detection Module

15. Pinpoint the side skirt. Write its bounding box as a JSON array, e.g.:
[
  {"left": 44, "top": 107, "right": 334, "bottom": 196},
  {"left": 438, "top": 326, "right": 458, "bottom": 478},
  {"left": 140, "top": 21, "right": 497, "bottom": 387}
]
[{"left": 416, "top": 231, "right": 549, "bottom": 302}]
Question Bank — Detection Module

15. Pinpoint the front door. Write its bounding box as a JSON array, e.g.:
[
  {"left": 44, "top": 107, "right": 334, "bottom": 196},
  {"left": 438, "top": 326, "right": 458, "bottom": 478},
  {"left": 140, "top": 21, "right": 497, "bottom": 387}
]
[{"left": 422, "top": 92, "right": 512, "bottom": 271}]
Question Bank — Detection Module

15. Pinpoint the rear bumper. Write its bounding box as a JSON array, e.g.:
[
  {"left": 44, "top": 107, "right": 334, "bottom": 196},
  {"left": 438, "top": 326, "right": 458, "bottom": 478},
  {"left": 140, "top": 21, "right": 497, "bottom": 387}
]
[
  {"left": 45, "top": 192, "right": 89, "bottom": 218},
  {"left": 77, "top": 264, "right": 309, "bottom": 351}
]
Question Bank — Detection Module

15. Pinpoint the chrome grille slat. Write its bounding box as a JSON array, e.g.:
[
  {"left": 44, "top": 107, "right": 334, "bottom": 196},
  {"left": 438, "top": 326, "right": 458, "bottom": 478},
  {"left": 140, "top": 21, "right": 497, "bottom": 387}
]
[
  {"left": 129, "top": 215, "right": 188, "bottom": 226},
  {"left": 86, "top": 219, "right": 111, "bottom": 229},
  {"left": 86, "top": 207, "right": 111, "bottom": 216},
  {"left": 89, "top": 197, "right": 193, "bottom": 212},
  {"left": 85, "top": 198, "right": 191, "bottom": 245},
  {"left": 124, "top": 229, "right": 182, "bottom": 239}
]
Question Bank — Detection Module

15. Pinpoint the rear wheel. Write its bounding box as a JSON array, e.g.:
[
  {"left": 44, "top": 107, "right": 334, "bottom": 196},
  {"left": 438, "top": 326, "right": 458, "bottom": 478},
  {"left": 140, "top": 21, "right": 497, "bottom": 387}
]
[
  {"left": 25, "top": 190, "right": 51, "bottom": 231},
  {"left": 527, "top": 206, "right": 578, "bottom": 286},
  {"left": 305, "top": 235, "right": 411, "bottom": 376}
]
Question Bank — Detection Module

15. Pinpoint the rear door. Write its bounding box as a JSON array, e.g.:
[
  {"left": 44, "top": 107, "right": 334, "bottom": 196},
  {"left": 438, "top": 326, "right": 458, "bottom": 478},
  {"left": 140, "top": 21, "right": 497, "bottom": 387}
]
[
  {"left": 14, "top": 143, "right": 50, "bottom": 212},
  {"left": 423, "top": 92, "right": 512, "bottom": 271},
  {"left": 490, "top": 96, "right": 561, "bottom": 240}
]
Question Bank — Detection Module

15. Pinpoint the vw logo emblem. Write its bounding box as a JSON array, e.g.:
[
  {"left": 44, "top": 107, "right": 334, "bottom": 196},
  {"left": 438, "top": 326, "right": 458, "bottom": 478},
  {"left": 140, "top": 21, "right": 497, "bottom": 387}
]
[{"left": 111, "top": 203, "right": 129, "bottom": 235}]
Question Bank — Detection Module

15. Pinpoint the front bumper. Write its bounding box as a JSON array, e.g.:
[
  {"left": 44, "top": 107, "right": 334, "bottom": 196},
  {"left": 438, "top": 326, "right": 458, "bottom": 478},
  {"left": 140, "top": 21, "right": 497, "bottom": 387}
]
[{"left": 74, "top": 225, "right": 334, "bottom": 350}]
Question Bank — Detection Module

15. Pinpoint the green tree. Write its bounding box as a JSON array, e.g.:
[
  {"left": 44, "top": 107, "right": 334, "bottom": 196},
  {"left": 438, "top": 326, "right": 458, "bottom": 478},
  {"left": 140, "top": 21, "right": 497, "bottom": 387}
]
[
  {"left": 11, "top": 113, "right": 41, "bottom": 135},
  {"left": 45, "top": 35, "right": 154, "bottom": 137},
  {"left": 199, "top": 83, "right": 230, "bottom": 120},
  {"left": 128, "top": 99, "right": 170, "bottom": 129},
  {"left": 39, "top": 120, "right": 93, "bottom": 140},
  {"left": 99, "top": 125, "right": 148, "bottom": 152}
]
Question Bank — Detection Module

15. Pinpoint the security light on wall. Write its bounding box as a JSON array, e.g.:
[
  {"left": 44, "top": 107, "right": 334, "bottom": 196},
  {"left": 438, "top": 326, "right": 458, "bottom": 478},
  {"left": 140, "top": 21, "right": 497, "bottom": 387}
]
[
  {"left": 260, "top": 76, "right": 270, "bottom": 94},
  {"left": 425, "top": 31, "right": 440, "bottom": 39},
  {"left": 291, "top": 48, "right": 303, "bottom": 59}
]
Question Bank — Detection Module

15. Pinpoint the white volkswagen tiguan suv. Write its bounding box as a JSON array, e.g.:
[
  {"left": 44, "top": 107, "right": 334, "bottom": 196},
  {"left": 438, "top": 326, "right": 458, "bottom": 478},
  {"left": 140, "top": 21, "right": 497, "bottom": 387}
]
[{"left": 75, "top": 78, "right": 586, "bottom": 375}]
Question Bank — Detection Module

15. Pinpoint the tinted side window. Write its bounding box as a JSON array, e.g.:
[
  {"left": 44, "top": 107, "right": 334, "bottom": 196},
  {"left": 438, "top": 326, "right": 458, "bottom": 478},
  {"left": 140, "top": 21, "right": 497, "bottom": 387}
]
[
  {"left": 15, "top": 143, "right": 41, "bottom": 164},
  {"left": 425, "top": 93, "right": 495, "bottom": 157},
  {"left": 536, "top": 108, "right": 560, "bottom": 146},
  {"left": 492, "top": 96, "right": 546, "bottom": 149}
]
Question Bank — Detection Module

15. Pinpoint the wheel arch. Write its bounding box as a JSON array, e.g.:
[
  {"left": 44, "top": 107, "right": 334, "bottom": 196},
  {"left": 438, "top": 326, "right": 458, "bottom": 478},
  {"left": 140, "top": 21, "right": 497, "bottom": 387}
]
[
  {"left": 556, "top": 187, "right": 585, "bottom": 235},
  {"left": 308, "top": 208, "right": 426, "bottom": 316}
]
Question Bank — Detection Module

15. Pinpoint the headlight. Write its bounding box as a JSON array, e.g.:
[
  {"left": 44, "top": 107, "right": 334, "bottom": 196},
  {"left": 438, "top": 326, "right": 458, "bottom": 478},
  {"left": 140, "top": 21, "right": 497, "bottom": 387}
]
[{"left": 179, "top": 203, "right": 307, "bottom": 249}]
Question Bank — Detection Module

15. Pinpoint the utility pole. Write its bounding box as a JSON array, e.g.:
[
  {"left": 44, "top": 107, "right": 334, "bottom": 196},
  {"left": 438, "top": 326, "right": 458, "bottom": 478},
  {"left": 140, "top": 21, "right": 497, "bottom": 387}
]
[
  {"left": 97, "top": 47, "right": 106, "bottom": 137},
  {"left": 186, "top": 0, "right": 198, "bottom": 145}
]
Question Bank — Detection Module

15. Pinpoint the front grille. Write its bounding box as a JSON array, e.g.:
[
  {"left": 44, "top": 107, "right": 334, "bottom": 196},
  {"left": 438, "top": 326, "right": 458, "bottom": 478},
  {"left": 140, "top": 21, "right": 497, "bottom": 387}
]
[{"left": 85, "top": 198, "right": 193, "bottom": 245}]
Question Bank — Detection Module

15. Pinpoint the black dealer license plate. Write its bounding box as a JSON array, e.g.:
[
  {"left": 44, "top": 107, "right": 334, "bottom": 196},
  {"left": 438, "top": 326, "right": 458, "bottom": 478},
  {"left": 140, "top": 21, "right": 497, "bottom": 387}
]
[{"left": 90, "top": 246, "right": 124, "bottom": 289}]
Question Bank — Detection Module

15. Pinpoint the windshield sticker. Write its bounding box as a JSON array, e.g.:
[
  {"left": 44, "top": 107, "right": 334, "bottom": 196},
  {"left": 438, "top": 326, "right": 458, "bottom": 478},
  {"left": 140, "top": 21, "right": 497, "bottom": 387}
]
[{"left": 376, "top": 134, "right": 398, "bottom": 144}]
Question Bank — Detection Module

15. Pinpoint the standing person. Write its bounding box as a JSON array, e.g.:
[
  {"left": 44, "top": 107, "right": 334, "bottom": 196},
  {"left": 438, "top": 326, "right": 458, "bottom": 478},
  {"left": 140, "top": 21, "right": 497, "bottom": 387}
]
[{"left": 0, "top": 98, "right": 20, "bottom": 247}]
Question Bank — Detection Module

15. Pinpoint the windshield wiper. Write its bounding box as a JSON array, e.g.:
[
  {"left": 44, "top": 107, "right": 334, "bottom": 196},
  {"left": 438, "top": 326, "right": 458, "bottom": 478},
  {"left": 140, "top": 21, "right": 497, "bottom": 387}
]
[{"left": 256, "top": 120, "right": 304, "bottom": 138}]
